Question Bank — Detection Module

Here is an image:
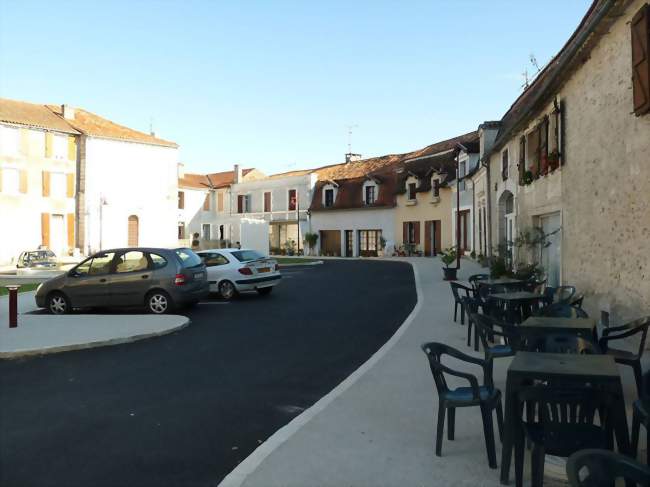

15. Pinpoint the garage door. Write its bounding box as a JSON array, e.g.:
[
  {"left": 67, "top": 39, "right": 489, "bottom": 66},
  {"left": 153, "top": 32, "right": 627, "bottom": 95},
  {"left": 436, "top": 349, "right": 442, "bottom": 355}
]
[{"left": 319, "top": 230, "right": 341, "bottom": 256}]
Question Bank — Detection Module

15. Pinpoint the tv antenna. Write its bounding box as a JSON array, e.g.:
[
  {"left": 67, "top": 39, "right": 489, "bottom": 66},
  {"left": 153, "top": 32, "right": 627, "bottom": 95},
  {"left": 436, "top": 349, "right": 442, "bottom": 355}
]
[{"left": 346, "top": 124, "right": 358, "bottom": 154}]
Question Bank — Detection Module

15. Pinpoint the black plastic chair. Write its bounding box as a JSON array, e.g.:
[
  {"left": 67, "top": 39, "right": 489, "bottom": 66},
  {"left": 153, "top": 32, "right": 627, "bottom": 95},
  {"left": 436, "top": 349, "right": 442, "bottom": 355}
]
[
  {"left": 469, "top": 274, "right": 490, "bottom": 292},
  {"left": 478, "top": 284, "right": 509, "bottom": 321},
  {"left": 460, "top": 297, "right": 483, "bottom": 349},
  {"left": 471, "top": 312, "right": 521, "bottom": 358},
  {"left": 538, "top": 303, "right": 589, "bottom": 319},
  {"left": 632, "top": 371, "right": 650, "bottom": 466},
  {"left": 421, "top": 342, "right": 503, "bottom": 469},
  {"left": 517, "top": 386, "right": 615, "bottom": 487},
  {"left": 570, "top": 294, "right": 585, "bottom": 309},
  {"left": 450, "top": 282, "right": 474, "bottom": 324},
  {"left": 566, "top": 449, "right": 650, "bottom": 486},
  {"left": 599, "top": 316, "right": 650, "bottom": 397},
  {"left": 523, "top": 278, "right": 547, "bottom": 294}
]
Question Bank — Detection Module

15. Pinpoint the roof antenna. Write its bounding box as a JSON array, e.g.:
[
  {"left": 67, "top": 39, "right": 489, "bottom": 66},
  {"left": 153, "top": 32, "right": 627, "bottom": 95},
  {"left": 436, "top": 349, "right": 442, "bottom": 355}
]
[
  {"left": 149, "top": 117, "right": 155, "bottom": 137},
  {"left": 345, "top": 124, "right": 360, "bottom": 163},
  {"left": 529, "top": 53, "right": 541, "bottom": 74}
]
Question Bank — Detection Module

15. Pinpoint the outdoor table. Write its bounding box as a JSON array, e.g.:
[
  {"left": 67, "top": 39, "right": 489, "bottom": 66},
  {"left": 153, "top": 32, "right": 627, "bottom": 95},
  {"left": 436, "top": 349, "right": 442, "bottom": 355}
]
[
  {"left": 478, "top": 278, "right": 527, "bottom": 288},
  {"left": 500, "top": 352, "right": 630, "bottom": 486},
  {"left": 520, "top": 316, "right": 598, "bottom": 343},
  {"left": 489, "top": 291, "right": 545, "bottom": 323}
]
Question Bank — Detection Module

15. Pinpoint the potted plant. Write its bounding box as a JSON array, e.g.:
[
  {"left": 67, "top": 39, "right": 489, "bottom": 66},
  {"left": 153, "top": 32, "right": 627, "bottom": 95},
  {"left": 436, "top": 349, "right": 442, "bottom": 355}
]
[
  {"left": 191, "top": 232, "right": 200, "bottom": 249},
  {"left": 440, "top": 247, "right": 458, "bottom": 280},
  {"left": 522, "top": 170, "right": 534, "bottom": 185},
  {"left": 547, "top": 150, "right": 560, "bottom": 171},
  {"left": 304, "top": 232, "right": 319, "bottom": 256},
  {"left": 285, "top": 239, "right": 296, "bottom": 256},
  {"left": 378, "top": 236, "right": 387, "bottom": 256}
]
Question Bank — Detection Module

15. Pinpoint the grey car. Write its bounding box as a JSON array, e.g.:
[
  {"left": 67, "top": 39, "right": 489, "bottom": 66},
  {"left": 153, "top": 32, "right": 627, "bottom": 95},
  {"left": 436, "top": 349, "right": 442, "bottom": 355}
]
[{"left": 35, "top": 247, "right": 209, "bottom": 314}]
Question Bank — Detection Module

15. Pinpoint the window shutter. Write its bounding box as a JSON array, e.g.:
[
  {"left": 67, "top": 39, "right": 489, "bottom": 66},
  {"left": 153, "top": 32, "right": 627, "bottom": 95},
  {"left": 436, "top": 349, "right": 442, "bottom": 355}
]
[
  {"left": 66, "top": 173, "right": 74, "bottom": 198},
  {"left": 237, "top": 195, "right": 243, "bottom": 213},
  {"left": 518, "top": 136, "right": 526, "bottom": 185},
  {"left": 19, "top": 129, "right": 29, "bottom": 155},
  {"left": 217, "top": 192, "right": 224, "bottom": 211},
  {"left": 414, "top": 221, "right": 421, "bottom": 244},
  {"left": 19, "top": 170, "right": 28, "bottom": 193},
  {"left": 203, "top": 194, "right": 210, "bottom": 211},
  {"left": 41, "top": 213, "right": 50, "bottom": 247},
  {"left": 42, "top": 171, "right": 50, "bottom": 197},
  {"left": 632, "top": 4, "right": 650, "bottom": 116},
  {"left": 67, "top": 136, "right": 77, "bottom": 160},
  {"left": 403, "top": 222, "right": 408, "bottom": 243},
  {"left": 178, "top": 191, "right": 184, "bottom": 209},
  {"left": 45, "top": 132, "right": 53, "bottom": 158},
  {"left": 67, "top": 213, "right": 75, "bottom": 248}
]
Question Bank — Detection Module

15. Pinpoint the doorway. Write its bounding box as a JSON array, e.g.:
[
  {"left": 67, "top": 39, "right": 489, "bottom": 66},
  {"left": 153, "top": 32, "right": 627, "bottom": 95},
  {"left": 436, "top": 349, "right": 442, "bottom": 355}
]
[
  {"left": 539, "top": 212, "right": 561, "bottom": 287},
  {"left": 50, "top": 214, "right": 66, "bottom": 255},
  {"left": 344, "top": 230, "right": 353, "bottom": 257},
  {"left": 424, "top": 220, "right": 441, "bottom": 256}
]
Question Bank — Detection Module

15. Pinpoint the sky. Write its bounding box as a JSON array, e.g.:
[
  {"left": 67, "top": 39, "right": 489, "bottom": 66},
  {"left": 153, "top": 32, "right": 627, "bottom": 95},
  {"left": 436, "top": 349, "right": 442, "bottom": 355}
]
[{"left": 0, "top": 0, "right": 592, "bottom": 176}]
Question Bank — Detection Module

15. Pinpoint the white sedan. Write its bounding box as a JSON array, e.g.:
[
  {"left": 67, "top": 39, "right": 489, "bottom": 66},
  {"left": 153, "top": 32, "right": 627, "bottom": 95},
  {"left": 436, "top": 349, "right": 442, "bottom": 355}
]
[{"left": 196, "top": 248, "right": 281, "bottom": 300}]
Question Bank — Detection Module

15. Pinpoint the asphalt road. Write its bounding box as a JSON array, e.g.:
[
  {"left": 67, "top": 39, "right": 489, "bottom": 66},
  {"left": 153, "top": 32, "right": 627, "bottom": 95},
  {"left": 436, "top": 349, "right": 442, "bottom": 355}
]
[{"left": 0, "top": 260, "right": 416, "bottom": 487}]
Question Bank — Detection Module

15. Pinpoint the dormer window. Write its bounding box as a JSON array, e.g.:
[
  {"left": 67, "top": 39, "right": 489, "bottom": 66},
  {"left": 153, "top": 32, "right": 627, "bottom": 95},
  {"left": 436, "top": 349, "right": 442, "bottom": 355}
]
[
  {"left": 325, "top": 188, "right": 334, "bottom": 207},
  {"left": 365, "top": 185, "right": 376, "bottom": 205},
  {"left": 408, "top": 182, "right": 417, "bottom": 200}
]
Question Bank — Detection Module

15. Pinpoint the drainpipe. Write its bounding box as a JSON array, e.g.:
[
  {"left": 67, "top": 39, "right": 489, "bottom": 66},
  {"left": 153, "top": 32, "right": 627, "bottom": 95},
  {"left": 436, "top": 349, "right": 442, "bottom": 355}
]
[{"left": 483, "top": 156, "right": 493, "bottom": 258}]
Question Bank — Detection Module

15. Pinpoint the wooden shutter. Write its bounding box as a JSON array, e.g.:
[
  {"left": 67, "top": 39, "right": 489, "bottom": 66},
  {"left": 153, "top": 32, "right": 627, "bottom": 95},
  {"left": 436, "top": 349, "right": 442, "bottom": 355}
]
[
  {"left": 45, "top": 132, "right": 53, "bottom": 158},
  {"left": 518, "top": 136, "right": 526, "bottom": 184},
  {"left": 264, "top": 192, "right": 271, "bottom": 212},
  {"left": 203, "top": 194, "right": 210, "bottom": 211},
  {"left": 402, "top": 222, "right": 408, "bottom": 243},
  {"left": 41, "top": 213, "right": 50, "bottom": 247},
  {"left": 66, "top": 173, "right": 74, "bottom": 198},
  {"left": 178, "top": 191, "right": 184, "bottom": 209},
  {"left": 217, "top": 192, "right": 224, "bottom": 211},
  {"left": 414, "top": 221, "right": 421, "bottom": 244},
  {"left": 632, "top": 4, "right": 650, "bottom": 116},
  {"left": 67, "top": 136, "right": 77, "bottom": 160},
  {"left": 20, "top": 129, "right": 29, "bottom": 155},
  {"left": 19, "top": 170, "right": 28, "bottom": 193},
  {"left": 67, "top": 213, "right": 75, "bottom": 248},
  {"left": 127, "top": 216, "right": 139, "bottom": 247},
  {"left": 42, "top": 171, "right": 50, "bottom": 197},
  {"left": 237, "top": 195, "right": 243, "bottom": 213}
]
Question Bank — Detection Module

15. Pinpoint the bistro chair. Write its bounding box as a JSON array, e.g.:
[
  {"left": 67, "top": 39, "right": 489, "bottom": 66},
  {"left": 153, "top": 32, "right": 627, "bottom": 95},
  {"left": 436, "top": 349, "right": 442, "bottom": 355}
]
[
  {"left": 570, "top": 294, "right": 585, "bottom": 309},
  {"left": 517, "top": 386, "right": 615, "bottom": 487},
  {"left": 523, "top": 278, "right": 547, "bottom": 294},
  {"left": 450, "top": 282, "right": 474, "bottom": 324},
  {"left": 598, "top": 316, "right": 650, "bottom": 397},
  {"left": 471, "top": 312, "right": 521, "bottom": 359},
  {"left": 542, "top": 286, "right": 577, "bottom": 306},
  {"left": 421, "top": 342, "right": 503, "bottom": 469},
  {"left": 538, "top": 303, "right": 589, "bottom": 319},
  {"left": 469, "top": 274, "right": 490, "bottom": 292},
  {"left": 460, "top": 297, "right": 484, "bottom": 349},
  {"left": 631, "top": 371, "right": 650, "bottom": 466},
  {"left": 566, "top": 449, "right": 650, "bottom": 487},
  {"left": 478, "top": 284, "right": 509, "bottom": 321}
]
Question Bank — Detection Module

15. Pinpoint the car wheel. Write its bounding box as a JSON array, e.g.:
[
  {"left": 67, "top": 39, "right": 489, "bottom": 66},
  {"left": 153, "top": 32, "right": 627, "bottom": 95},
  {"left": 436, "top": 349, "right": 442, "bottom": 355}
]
[
  {"left": 257, "top": 287, "right": 273, "bottom": 296},
  {"left": 218, "top": 280, "right": 237, "bottom": 300},
  {"left": 48, "top": 292, "right": 70, "bottom": 315},
  {"left": 146, "top": 290, "right": 173, "bottom": 314}
]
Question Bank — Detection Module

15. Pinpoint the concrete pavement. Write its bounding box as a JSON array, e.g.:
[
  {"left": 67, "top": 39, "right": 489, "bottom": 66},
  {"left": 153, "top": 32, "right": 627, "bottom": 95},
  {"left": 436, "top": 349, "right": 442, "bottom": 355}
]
[
  {"left": 0, "top": 291, "right": 189, "bottom": 358},
  {"left": 221, "top": 257, "right": 645, "bottom": 487}
]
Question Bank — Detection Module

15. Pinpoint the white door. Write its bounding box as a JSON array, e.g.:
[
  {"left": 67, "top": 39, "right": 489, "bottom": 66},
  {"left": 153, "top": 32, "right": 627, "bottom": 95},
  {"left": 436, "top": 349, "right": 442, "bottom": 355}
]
[
  {"left": 50, "top": 214, "right": 66, "bottom": 256},
  {"left": 540, "top": 212, "right": 561, "bottom": 287},
  {"left": 505, "top": 213, "right": 515, "bottom": 264}
]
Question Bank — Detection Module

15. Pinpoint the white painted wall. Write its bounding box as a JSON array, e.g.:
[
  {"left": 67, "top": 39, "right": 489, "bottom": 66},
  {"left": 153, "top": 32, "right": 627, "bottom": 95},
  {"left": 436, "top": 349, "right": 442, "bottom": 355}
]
[
  {"left": 240, "top": 218, "right": 270, "bottom": 256},
  {"left": 310, "top": 208, "right": 396, "bottom": 256},
  {"left": 84, "top": 137, "right": 178, "bottom": 252}
]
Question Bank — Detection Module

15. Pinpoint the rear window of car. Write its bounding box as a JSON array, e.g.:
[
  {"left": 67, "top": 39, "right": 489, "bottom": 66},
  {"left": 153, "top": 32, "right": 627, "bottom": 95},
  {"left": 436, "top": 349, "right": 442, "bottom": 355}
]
[
  {"left": 174, "top": 248, "right": 203, "bottom": 267},
  {"left": 230, "top": 250, "right": 265, "bottom": 262},
  {"left": 149, "top": 253, "right": 168, "bottom": 269}
]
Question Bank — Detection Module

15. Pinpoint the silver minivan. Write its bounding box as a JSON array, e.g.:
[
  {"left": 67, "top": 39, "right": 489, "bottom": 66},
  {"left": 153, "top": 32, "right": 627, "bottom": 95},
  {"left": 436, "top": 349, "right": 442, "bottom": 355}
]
[{"left": 35, "top": 247, "right": 209, "bottom": 314}]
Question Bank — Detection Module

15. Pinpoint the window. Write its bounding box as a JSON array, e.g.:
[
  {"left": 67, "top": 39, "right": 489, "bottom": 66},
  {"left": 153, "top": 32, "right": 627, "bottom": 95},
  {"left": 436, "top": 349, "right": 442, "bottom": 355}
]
[
  {"left": 288, "top": 189, "right": 297, "bottom": 211},
  {"left": 202, "top": 224, "right": 211, "bottom": 240},
  {"left": 219, "top": 225, "right": 224, "bottom": 240},
  {"left": 358, "top": 230, "right": 381, "bottom": 256},
  {"left": 178, "top": 222, "right": 185, "bottom": 239},
  {"left": 501, "top": 149, "right": 509, "bottom": 180},
  {"left": 526, "top": 126, "right": 541, "bottom": 175},
  {"left": 116, "top": 251, "right": 148, "bottom": 273},
  {"left": 632, "top": 4, "right": 650, "bottom": 116},
  {"left": 237, "top": 194, "right": 251, "bottom": 213},
  {"left": 201, "top": 252, "right": 229, "bottom": 267},
  {"left": 1, "top": 167, "right": 19, "bottom": 194},
  {"left": 324, "top": 188, "right": 334, "bottom": 207},
  {"left": 149, "top": 253, "right": 168, "bottom": 269},
  {"left": 178, "top": 191, "right": 185, "bottom": 209},
  {"left": 518, "top": 136, "right": 526, "bottom": 183},
  {"left": 52, "top": 134, "right": 67, "bottom": 160},
  {"left": 432, "top": 179, "right": 440, "bottom": 198},
  {"left": 0, "top": 126, "right": 20, "bottom": 155},
  {"left": 408, "top": 182, "right": 417, "bottom": 200},
  {"left": 203, "top": 193, "right": 210, "bottom": 211},
  {"left": 174, "top": 248, "right": 202, "bottom": 267},
  {"left": 264, "top": 191, "right": 271, "bottom": 212},
  {"left": 408, "top": 222, "right": 416, "bottom": 244},
  {"left": 217, "top": 192, "right": 224, "bottom": 212},
  {"left": 231, "top": 250, "right": 264, "bottom": 262},
  {"left": 76, "top": 252, "right": 115, "bottom": 276},
  {"left": 458, "top": 161, "right": 466, "bottom": 191},
  {"left": 50, "top": 172, "right": 66, "bottom": 198},
  {"left": 365, "top": 185, "right": 376, "bottom": 205}
]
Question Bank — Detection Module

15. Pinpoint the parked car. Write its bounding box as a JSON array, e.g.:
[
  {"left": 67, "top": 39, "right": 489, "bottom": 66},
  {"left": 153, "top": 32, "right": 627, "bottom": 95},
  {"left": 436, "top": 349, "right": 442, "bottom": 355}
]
[
  {"left": 16, "top": 249, "right": 57, "bottom": 269},
  {"left": 196, "top": 248, "right": 281, "bottom": 300},
  {"left": 35, "top": 247, "right": 209, "bottom": 314}
]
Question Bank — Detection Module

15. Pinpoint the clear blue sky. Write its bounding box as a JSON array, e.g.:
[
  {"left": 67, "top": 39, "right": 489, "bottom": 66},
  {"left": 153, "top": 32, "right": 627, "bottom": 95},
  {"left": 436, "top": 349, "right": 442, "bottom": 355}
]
[{"left": 0, "top": 0, "right": 591, "bottom": 175}]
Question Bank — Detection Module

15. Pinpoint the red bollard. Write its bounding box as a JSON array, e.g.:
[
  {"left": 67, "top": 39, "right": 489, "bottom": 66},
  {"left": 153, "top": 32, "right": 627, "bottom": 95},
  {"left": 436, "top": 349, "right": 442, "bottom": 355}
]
[{"left": 6, "top": 285, "right": 20, "bottom": 328}]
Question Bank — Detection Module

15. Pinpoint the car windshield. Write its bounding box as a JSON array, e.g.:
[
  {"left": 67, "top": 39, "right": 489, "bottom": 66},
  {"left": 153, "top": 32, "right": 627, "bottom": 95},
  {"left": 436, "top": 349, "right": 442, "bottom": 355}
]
[
  {"left": 24, "top": 250, "right": 56, "bottom": 262},
  {"left": 174, "top": 248, "right": 203, "bottom": 267},
  {"left": 230, "top": 250, "right": 265, "bottom": 262}
]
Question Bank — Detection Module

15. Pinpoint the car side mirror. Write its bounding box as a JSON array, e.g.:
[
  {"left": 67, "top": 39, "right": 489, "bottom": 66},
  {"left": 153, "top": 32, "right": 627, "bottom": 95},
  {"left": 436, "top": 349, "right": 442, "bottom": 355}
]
[{"left": 68, "top": 269, "right": 80, "bottom": 278}]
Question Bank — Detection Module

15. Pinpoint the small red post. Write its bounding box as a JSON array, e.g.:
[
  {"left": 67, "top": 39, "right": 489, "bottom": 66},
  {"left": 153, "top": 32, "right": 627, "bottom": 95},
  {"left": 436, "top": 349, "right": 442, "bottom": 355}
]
[{"left": 6, "top": 285, "right": 20, "bottom": 328}]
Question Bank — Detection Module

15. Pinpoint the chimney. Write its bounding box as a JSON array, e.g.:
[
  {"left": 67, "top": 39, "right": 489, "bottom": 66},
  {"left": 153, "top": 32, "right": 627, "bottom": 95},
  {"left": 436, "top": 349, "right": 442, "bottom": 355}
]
[
  {"left": 233, "top": 164, "right": 242, "bottom": 183},
  {"left": 177, "top": 163, "right": 185, "bottom": 179},
  {"left": 61, "top": 104, "right": 75, "bottom": 120},
  {"left": 345, "top": 153, "right": 362, "bottom": 164}
]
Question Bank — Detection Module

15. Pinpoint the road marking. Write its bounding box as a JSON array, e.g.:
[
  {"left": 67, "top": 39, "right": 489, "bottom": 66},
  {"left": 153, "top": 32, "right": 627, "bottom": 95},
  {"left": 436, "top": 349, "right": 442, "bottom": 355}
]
[{"left": 198, "top": 302, "right": 230, "bottom": 305}]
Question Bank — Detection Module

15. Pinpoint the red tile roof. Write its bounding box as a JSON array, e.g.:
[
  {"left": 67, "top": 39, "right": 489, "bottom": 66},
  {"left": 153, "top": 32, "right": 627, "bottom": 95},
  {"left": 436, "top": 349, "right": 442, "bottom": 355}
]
[
  {"left": 0, "top": 98, "right": 80, "bottom": 134},
  {"left": 179, "top": 169, "right": 255, "bottom": 189}
]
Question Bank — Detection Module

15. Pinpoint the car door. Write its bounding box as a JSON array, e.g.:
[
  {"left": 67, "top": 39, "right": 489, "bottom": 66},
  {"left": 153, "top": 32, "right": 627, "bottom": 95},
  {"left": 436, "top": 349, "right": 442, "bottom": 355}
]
[
  {"left": 110, "top": 250, "right": 152, "bottom": 307},
  {"left": 200, "top": 251, "right": 230, "bottom": 291},
  {"left": 64, "top": 252, "right": 116, "bottom": 308}
]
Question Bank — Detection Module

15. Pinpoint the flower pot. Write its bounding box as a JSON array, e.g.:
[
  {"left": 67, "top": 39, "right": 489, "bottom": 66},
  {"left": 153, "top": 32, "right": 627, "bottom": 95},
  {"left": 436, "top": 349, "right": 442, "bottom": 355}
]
[{"left": 442, "top": 267, "right": 458, "bottom": 281}]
